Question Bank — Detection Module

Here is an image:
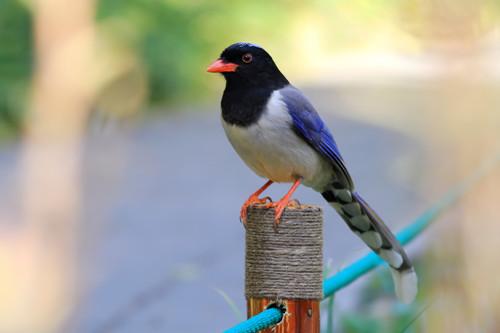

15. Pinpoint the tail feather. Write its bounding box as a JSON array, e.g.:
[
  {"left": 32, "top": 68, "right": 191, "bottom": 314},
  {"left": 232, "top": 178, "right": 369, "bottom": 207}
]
[
  {"left": 391, "top": 268, "right": 418, "bottom": 304},
  {"left": 322, "top": 187, "right": 418, "bottom": 303}
]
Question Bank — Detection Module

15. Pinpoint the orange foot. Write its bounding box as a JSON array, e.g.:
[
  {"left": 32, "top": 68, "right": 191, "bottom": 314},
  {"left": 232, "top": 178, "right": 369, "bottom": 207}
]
[
  {"left": 240, "top": 195, "right": 272, "bottom": 225},
  {"left": 264, "top": 179, "right": 302, "bottom": 228},
  {"left": 240, "top": 180, "right": 274, "bottom": 225}
]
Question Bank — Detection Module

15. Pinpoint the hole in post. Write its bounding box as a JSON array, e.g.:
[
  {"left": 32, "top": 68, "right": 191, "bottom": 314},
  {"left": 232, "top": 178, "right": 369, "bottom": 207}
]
[{"left": 266, "top": 301, "right": 287, "bottom": 324}]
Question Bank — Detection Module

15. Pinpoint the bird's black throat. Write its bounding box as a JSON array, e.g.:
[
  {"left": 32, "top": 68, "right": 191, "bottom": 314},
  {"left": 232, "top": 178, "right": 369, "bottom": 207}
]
[{"left": 221, "top": 75, "right": 289, "bottom": 127}]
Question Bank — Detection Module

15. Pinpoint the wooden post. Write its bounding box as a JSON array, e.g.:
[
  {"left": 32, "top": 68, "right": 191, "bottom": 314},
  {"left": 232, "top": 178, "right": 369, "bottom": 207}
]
[{"left": 245, "top": 204, "right": 323, "bottom": 333}]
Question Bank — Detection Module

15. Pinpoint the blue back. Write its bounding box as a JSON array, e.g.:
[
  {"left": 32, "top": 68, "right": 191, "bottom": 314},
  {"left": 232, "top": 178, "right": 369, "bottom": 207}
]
[{"left": 280, "top": 86, "right": 354, "bottom": 188}]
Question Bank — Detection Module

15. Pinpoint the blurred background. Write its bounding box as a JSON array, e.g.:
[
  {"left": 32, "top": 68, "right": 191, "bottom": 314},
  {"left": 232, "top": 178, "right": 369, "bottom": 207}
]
[{"left": 0, "top": 0, "right": 499, "bottom": 332}]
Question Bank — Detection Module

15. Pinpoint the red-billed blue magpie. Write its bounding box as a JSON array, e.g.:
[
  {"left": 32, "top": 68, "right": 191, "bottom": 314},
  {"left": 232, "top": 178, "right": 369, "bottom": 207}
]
[{"left": 207, "top": 42, "right": 417, "bottom": 303}]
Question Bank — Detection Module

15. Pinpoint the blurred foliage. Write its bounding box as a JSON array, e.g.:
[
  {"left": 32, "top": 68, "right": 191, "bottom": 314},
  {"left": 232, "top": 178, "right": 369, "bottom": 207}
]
[
  {"left": 95, "top": 0, "right": 292, "bottom": 107},
  {"left": 2, "top": 0, "right": 500, "bottom": 137},
  {"left": 335, "top": 260, "right": 429, "bottom": 333},
  {"left": 0, "top": 0, "right": 32, "bottom": 137}
]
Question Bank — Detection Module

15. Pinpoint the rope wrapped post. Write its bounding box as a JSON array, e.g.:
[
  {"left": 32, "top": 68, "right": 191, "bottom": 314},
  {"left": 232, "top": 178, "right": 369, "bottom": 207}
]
[{"left": 245, "top": 204, "right": 323, "bottom": 333}]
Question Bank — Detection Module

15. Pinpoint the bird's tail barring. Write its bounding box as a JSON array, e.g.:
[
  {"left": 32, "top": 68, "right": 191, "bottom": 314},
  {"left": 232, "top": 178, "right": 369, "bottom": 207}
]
[{"left": 322, "top": 187, "right": 418, "bottom": 303}]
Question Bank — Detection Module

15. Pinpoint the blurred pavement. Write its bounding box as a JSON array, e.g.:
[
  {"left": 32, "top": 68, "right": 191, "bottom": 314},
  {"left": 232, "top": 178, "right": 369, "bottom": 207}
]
[{"left": 72, "top": 85, "right": 431, "bottom": 333}]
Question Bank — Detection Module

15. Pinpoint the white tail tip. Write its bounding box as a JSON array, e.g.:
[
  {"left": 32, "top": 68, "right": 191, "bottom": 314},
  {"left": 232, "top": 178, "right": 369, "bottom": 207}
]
[{"left": 390, "top": 268, "right": 418, "bottom": 304}]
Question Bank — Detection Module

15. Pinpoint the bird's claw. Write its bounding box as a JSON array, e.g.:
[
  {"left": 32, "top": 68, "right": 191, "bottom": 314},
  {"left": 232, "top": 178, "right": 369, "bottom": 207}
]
[
  {"left": 241, "top": 179, "right": 302, "bottom": 229},
  {"left": 264, "top": 198, "right": 300, "bottom": 229},
  {"left": 240, "top": 195, "right": 273, "bottom": 226}
]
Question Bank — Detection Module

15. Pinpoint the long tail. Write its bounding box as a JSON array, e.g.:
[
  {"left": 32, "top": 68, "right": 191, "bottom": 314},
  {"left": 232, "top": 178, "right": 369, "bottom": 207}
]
[{"left": 322, "top": 187, "right": 418, "bottom": 303}]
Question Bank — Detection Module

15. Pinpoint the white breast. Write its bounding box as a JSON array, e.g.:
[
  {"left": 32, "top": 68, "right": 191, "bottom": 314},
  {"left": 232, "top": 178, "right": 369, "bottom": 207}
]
[{"left": 222, "top": 90, "right": 333, "bottom": 191}]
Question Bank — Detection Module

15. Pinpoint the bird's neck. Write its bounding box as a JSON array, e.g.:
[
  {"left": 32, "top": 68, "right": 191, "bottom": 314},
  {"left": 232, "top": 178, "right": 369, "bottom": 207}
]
[{"left": 221, "top": 78, "right": 288, "bottom": 127}]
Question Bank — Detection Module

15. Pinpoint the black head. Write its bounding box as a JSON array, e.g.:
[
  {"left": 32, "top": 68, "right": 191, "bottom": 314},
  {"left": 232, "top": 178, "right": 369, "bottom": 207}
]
[{"left": 207, "top": 42, "right": 288, "bottom": 89}]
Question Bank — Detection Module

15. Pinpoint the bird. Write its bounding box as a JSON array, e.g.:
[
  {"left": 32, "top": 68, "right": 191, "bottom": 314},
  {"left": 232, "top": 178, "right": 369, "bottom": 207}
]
[{"left": 207, "top": 42, "right": 417, "bottom": 303}]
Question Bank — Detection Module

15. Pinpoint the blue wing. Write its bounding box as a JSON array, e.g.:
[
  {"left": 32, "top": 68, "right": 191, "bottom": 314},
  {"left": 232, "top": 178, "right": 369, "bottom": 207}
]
[{"left": 279, "top": 85, "right": 354, "bottom": 188}]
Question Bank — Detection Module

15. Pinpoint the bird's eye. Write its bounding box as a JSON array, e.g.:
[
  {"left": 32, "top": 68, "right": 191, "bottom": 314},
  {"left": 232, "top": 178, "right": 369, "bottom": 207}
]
[{"left": 242, "top": 53, "right": 253, "bottom": 64}]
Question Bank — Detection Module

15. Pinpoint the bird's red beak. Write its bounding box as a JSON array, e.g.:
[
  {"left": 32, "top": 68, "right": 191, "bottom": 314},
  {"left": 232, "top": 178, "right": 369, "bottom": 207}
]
[{"left": 207, "top": 59, "right": 238, "bottom": 73}]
